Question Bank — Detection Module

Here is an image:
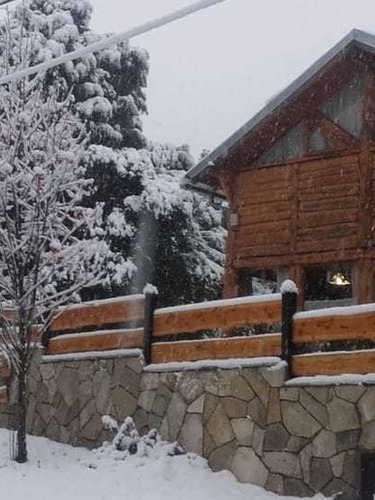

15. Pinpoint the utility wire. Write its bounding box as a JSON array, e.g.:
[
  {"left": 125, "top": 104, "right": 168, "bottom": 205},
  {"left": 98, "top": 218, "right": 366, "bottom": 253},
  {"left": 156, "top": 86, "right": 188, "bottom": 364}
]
[{"left": 0, "top": 0, "right": 229, "bottom": 86}]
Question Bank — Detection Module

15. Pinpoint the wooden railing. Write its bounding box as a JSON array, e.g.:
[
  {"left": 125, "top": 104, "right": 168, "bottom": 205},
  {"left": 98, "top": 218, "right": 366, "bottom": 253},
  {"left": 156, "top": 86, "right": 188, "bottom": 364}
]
[
  {"left": 48, "top": 295, "right": 145, "bottom": 355},
  {"left": 35, "top": 283, "right": 375, "bottom": 378},
  {"left": 45, "top": 292, "right": 282, "bottom": 363},
  {"left": 292, "top": 304, "right": 375, "bottom": 376}
]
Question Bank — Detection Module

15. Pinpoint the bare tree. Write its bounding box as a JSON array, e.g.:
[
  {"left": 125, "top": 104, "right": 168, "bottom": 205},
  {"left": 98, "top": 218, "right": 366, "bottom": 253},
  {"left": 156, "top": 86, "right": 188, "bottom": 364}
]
[{"left": 0, "top": 75, "right": 105, "bottom": 462}]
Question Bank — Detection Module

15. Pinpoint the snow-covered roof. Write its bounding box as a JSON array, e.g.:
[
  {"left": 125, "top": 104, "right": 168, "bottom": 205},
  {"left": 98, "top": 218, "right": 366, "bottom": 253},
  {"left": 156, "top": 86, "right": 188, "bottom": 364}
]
[{"left": 183, "top": 29, "right": 375, "bottom": 195}]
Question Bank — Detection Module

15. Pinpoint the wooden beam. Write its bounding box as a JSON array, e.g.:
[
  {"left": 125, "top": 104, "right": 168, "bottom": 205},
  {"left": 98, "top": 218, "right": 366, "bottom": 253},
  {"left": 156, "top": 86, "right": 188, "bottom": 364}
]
[
  {"left": 50, "top": 296, "right": 145, "bottom": 332},
  {"left": 151, "top": 334, "right": 281, "bottom": 363},
  {"left": 47, "top": 328, "right": 144, "bottom": 355},
  {"left": 153, "top": 298, "right": 281, "bottom": 338},
  {"left": 293, "top": 311, "right": 375, "bottom": 343},
  {"left": 293, "top": 350, "right": 375, "bottom": 376}
]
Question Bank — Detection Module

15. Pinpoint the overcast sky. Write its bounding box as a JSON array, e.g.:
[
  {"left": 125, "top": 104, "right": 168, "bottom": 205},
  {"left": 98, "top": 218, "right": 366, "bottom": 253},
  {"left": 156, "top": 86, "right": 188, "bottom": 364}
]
[{"left": 89, "top": 0, "right": 375, "bottom": 159}]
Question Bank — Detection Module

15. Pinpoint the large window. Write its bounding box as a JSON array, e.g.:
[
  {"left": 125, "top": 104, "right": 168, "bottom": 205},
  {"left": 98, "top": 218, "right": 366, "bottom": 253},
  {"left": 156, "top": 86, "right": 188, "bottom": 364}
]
[{"left": 303, "top": 264, "right": 355, "bottom": 310}]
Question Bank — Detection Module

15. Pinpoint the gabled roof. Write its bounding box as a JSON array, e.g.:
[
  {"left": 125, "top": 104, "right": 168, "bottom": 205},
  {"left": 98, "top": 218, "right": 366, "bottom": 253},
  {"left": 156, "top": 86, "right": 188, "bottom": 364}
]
[{"left": 182, "top": 29, "right": 375, "bottom": 196}]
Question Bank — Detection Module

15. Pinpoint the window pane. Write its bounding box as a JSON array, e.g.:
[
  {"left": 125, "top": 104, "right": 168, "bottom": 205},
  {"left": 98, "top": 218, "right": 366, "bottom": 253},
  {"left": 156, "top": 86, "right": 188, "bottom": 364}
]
[
  {"left": 304, "top": 264, "right": 355, "bottom": 310},
  {"left": 320, "top": 74, "right": 365, "bottom": 138},
  {"left": 258, "top": 123, "right": 304, "bottom": 165}
]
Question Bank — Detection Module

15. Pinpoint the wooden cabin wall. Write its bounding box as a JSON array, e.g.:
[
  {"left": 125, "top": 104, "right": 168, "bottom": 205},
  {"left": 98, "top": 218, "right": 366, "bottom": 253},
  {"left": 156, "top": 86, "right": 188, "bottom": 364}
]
[{"left": 222, "top": 150, "right": 375, "bottom": 302}]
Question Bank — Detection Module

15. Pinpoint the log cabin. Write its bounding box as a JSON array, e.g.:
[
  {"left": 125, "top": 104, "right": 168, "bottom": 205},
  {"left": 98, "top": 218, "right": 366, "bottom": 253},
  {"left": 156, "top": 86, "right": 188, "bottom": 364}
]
[{"left": 183, "top": 29, "right": 375, "bottom": 310}]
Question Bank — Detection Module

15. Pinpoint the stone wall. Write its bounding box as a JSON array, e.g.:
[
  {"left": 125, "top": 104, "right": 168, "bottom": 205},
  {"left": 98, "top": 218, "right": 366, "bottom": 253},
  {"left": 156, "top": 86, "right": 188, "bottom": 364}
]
[{"left": 1, "top": 350, "right": 375, "bottom": 499}]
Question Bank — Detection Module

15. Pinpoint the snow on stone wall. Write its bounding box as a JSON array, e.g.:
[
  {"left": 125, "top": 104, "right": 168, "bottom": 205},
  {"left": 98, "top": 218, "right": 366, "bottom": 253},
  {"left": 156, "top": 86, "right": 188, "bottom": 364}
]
[{"left": 1, "top": 350, "right": 373, "bottom": 498}]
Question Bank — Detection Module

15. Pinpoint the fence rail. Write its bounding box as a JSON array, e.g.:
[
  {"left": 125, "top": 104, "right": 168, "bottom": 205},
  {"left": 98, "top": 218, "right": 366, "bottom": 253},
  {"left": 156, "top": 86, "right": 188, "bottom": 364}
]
[{"left": 24, "top": 283, "right": 375, "bottom": 379}]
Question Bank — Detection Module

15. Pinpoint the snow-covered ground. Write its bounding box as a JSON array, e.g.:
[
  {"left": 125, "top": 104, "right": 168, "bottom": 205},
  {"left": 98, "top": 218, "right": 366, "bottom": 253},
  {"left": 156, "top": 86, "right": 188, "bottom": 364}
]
[{"left": 0, "top": 428, "right": 325, "bottom": 500}]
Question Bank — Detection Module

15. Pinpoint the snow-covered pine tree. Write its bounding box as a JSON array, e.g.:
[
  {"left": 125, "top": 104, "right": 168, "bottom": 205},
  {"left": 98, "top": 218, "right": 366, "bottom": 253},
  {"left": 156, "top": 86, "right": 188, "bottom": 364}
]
[
  {"left": 0, "top": 0, "right": 226, "bottom": 306},
  {"left": 0, "top": 65, "right": 105, "bottom": 461}
]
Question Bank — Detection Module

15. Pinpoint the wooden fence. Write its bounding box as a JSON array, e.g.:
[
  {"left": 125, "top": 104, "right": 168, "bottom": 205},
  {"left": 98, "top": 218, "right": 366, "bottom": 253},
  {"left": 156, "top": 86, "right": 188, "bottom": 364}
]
[{"left": 37, "top": 283, "right": 375, "bottom": 378}]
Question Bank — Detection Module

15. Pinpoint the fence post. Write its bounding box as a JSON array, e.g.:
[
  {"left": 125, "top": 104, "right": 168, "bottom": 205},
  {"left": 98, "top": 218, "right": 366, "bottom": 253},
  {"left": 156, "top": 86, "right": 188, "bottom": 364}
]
[
  {"left": 143, "top": 285, "right": 158, "bottom": 365},
  {"left": 281, "top": 280, "right": 298, "bottom": 379}
]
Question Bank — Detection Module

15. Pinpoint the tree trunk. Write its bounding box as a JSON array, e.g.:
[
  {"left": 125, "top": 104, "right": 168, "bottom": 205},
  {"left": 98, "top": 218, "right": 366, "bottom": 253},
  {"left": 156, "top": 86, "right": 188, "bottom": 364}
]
[{"left": 15, "top": 363, "right": 27, "bottom": 463}]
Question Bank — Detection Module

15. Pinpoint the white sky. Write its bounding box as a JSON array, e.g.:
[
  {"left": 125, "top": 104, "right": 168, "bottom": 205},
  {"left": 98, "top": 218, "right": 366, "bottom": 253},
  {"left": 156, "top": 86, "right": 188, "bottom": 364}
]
[{"left": 87, "top": 0, "right": 375, "bottom": 159}]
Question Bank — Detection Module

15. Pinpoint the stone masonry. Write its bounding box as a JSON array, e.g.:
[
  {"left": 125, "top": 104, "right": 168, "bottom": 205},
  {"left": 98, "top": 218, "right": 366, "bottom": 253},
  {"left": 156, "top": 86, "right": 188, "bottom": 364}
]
[{"left": 1, "top": 350, "right": 374, "bottom": 499}]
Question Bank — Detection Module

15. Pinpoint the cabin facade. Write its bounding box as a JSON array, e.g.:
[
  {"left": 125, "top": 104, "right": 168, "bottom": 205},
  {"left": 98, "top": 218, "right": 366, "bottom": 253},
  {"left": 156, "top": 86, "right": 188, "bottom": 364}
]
[{"left": 184, "top": 29, "right": 375, "bottom": 309}]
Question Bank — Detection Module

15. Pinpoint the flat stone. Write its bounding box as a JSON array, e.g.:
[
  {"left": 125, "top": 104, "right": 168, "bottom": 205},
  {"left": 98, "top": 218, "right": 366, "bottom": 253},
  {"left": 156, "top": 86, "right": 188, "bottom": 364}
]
[
  {"left": 93, "top": 370, "right": 111, "bottom": 413},
  {"left": 166, "top": 392, "right": 187, "bottom": 441},
  {"left": 305, "top": 387, "right": 330, "bottom": 404},
  {"left": 114, "top": 366, "right": 140, "bottom": 398},
  {"left": 203, "top": 429, "right": 216, "bottom": 457},
  {"left": 252, "top": 425, "right": 265, "bottom": 456},
  {"left": 81, "top": 413, "right": 102, "bottom": 442},
  {"left": 0, "top": 386, "right": 8, "bottom": 405},
  {"left": 300, "top": 390, "right": 328, "bottom": 426},
  {"left": 265, "top": 473, "right": 284, "bottom": 495},
  {"left": 342, "top": 450, "right": 360, "bottom": 488},
  {"left": 283, "top": 478, "right": 314, "bottom": 497},
  {"left": 247, "top": 397, "right": 267, "bottom": 428},
  {"left": 140, "top": 372, "right": 159, "bottom": 391},
  {"left": 286, "top": 436, "right": 308, "bottom": 453},
  {"left": 309, "top": 457, "right": 333, "bottom": 492},
  {"left": 300, "top": 443, "right": 312, "bottom": 483},
  {"left": 177, "top": 374, "right": 203, "bottom": 404},
  {"left": 264, "top": 423, "right": 289, "bottom": 452},
  {"left": 151, "top": 394, "right": 169, "bottom": 417},
  {"left": 187, "top": 394, "right": 205, "bottom": 414},
  {"left": 358, "top": 388, "right": 375, "bottom": 422},
  {"left": 281, "top": 401, "right": 321, "bottom": 438},
  {"left": 138, "top": 390, "right": 156, "bottom": 412},
  {"left": 360, "top": 421, "right": 375, "bottom": 449},
  {"left": 280, "top": 387, "right": 299, "bottom": 401},
  {"left": 263, "top": 451, "right": 302, "bottom": 478},
  {"left": 126, "top": 357, "right": 143, "bottom": 374},
  {"left": 221, "top": 397, "right": 247, "bottom": 419},
  {"left": 133, "top": 408, "right": 150, "bottom": 435},
  {"left": 231, "top": 447, "right": 268, "bottom": 486},
  {"left": 78, "top": 379, "right": 93, "bottom": 410},
  {"left": 335, "top": 385, "right": 365, "bottom": 403},
  {"left": 159, "top": 372, "right": 176, "bottom": 391},
  {"left": 209, "top": 439, "right": 237, "bottom": 472},
  {"left": 77, "top": 361, "right": 94, "bottom": 382},
  {"left": 230, "top": 375, "right": 254, "bottom": 401},
  {"left": 330, "top": 452, "right": 345, "bottom": 477},
  {"left": 39, "top": 363, "right": 55, "bottom": 381},
  {"left": 37, "top": 402, "right": 53, "bottom": 424},
  {"left": 267, "top": 389, "right": 281, "bottom": 424},
  {"left": 159, "top": 417, "right": 169, "bottom": 441},
  {"left": 312, "top": 429, "right": 337, "bottom": 458},
  {"left": 148, "top": 413, "right": 162, "bottom": 431},
  {"left": 178, "top": 414, "right": 202, "bottom": 454},
  {"left": 327, "top": 397, "right": 359, "bottom": 432},
  {"left": 242, "top": 370, "right": 268, "bottom": 406},
  {"left": 203, "top": 393, "right": 219, "bottom": 423},
  {"left": 231, "top": 417, "right": 254, "bottom": 446},
  {"left": 323, "top": 477, "right": 357, "bottom": 500},
  {"left": 336, "top": 429, "right": 361, "bottom": 452},
  {"left": 207, "top": 402, "right": 234, "bottom": 447},
  {"left": 111, "top": 386, "right": 137, "bottom": 418},
  {"left": 79, "top": 400, "right": 96, "bottom": 429},
  {"left": 203, "top": 371, "right": 232, "bottom": 397},
  {"left": 259, "top": 364, "right": 286, "bottom": 388}
]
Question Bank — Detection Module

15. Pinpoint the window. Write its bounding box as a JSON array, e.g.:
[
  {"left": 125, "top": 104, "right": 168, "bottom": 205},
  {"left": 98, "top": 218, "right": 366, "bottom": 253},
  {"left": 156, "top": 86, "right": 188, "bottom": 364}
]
[
  {"left": 303, "top": 264, "right": 355, "bottom": 310},
  {"left": 238, "top": 268, "right": 288, "bottom": 296},
  {"left": 257, "top": 123, "right": 304, "bottom": 165},
  {"left": 320, "top": 73, "right": 365, "bottom": 138}
]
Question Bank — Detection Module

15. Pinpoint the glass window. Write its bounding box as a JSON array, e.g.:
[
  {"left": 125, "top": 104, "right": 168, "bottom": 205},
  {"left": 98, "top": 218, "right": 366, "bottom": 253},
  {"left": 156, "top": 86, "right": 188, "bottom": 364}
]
[
  {"left": 320, "top": 73, "right": 365, "bottom": 138},
  {"left": 258, "top": 123, "right": 304, "bottom": 165},
  {"left": 238, "top": 268, "right": 288, "bottom": 296},
  {"left": 304, "top": 264, "right": 355, "bottom": 310},
  {"left": 308, "top": 129, "right": 333, "bottom": 153}
]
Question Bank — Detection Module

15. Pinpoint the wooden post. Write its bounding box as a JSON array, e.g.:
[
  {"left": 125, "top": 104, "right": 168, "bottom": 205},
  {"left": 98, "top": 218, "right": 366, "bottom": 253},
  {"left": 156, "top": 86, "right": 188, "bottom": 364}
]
[
  {"left": 143, "top": 286, "right": 158, "bottom": 365},
  {"left": 281, "top": 280, "right": 298, "bottom": 379}
]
